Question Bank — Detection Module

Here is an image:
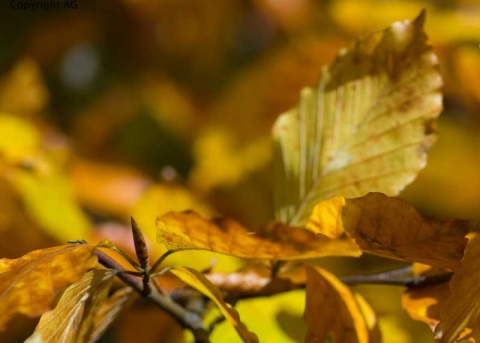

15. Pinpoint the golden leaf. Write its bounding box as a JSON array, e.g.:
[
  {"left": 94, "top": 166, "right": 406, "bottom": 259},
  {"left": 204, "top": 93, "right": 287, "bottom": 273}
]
[
  {"left": 0, "top": 114, "right": 91, "bottom": 243},
  {"left": 307, "top": 192, "right": 469, "bottom": 270},
  {"left": 273, "top": 10, "right": 442, "bottom": 225},
  {"left": 169, "top": 266, "right": 258, "bottom": 343},
  {"left": 0, "top": 244, "right": 98, "bottom": 330},
  {"left": 157, "top": 210, "right": 361, "bottom": 260},
  {"left": 435, "top": 236, "right": 480, "bottom": 342},
  {"left": 304, "top": 266, "right": 381, "bottom": 343},
  {"left": 25, "top": 270, "right": 117, "bottom": 343}
]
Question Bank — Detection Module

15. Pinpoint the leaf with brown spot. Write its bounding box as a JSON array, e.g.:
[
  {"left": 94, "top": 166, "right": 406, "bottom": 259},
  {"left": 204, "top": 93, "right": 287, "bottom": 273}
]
[
  {"left": 157, "top": 210, "right": 361, "bottom": 260},
  {"left": 273, "top": 10, "right": 443, "bottom": 226},
  {"left": 0, "top": 244, "right": 98, "bottom": 330},
  {"left": 304, "top": 266, "right": 381, "bottom": 343},
  {"left": 307, "top": 193, "right": 469, "bottom": 270}
]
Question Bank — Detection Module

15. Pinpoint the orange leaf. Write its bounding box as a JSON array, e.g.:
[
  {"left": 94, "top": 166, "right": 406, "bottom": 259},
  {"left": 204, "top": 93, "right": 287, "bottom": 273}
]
[
  {"left": 304, "top": 266, "right": 381, "bottom": 343},
  {"left": 157, "top": 211, "right": 361, "bottom": 260},
  {"left": 307, "top": 193, "right": 469, "bottom": 270},
  {"left": 0, "top": 244, "right": 98, "bottom": 330}
]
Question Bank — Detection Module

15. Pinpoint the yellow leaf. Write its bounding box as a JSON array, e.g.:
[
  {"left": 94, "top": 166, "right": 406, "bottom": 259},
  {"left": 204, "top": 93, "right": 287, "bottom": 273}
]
[
  {"left": 0, "top": 244, "right": 98, "bottom": 330},
  {"left": 190, "top": 128, "right": 272, "bottom": 193},
  {"left": 435, "top": 236, "right": 480, "bottom": 342},
  {"left": 307, "top": 193, "right": 469, "bottom": 270},
  {"left": 0, "top": 114, "right": 41, "bottom": 164},
  {"left": 273, "top": 10, "right": 442, "bottom": 225},
  {"left": 133, "top": 183, "right": 243, "bottom": 273},
  {"left": 169, "top": 266, "right": 258, "bottom": 343},
  {"left": 0, "top": 59, "right": 49, "bottom": 117},
  {"left": 210, "top": 290, "right": 306, "bottom": 343},
  {"left": 25, "top": 270, "right": 117, "bottom": 343},
  {"left": 0, "top": 115, "right": 91, "bottom": 242},
  {"left": 304, "top": 266, "right": 381, "bottom": 343},
  {"left": 329, "top": 1, "right": 480, "bottom": 45},
  {"left": 157, "top": 211, "right": 361, "bottom": 260}
]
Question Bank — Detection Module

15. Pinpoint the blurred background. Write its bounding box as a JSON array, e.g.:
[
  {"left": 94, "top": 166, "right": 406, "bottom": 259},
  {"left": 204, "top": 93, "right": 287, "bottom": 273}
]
[{"left": 1, "top": 0, "right": 480, "bottom": 342}]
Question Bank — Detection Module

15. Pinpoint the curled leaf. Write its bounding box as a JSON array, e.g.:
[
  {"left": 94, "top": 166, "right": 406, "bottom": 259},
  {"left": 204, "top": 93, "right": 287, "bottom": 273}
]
[
  {"left": 273, "top": 10, "right": 442, "bottom": 225},
  {"left": 25, "top": 269, "right": 116, "bottom": 343},
  {"left": 304, "top": 266, "right": 381, "bottom": 343},
  {"left": 307, "top": 192, "right": 469, "bottom": 270},
  {"left": 170, "top": 266, "right": 258, "bottom": 343},
  {"left": 0, "top": 244, "right": 98, "bottom": 330},
  {"left": 157, "top": 211, "right": 361, "bottom": 260}
]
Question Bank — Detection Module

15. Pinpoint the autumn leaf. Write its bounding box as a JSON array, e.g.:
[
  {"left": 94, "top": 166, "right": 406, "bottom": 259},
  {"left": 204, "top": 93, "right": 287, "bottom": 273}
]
[
  {"left": 157, "top": 210, "right": 361, "bottom": 260},
  {"left": 0, "top": 244, "right": 98, "bottom": 330},
  {"left": 307, "top": 192, "right": 469, "bottom": 270},
  {"left": 88, "top": 287, "right": 136, "bottom": 343},
  {"left": 0, "top": 114, "right": 92, "bottom": 243},
  {"left": 25, "top": 269, "right": 117, "bottom": 343},
  {"left": 210, "top": 290, "right": 306, "bottom": 342},
  {"left": 169, "top": 266, "right": 259, "bottom": 343},
  {"left": 402, "top": 281, "right": 449, "bottom": 334},
  {"left": 434, "top": 236, "right": 480, "bottom": 342},
  {"left": 0, "top": 59, "right": 49, "bottom": 118},
  {"left": 304, "top": 266, "right": 381, "bottom": 343},
  {"left": 71, "top": 158, "right": 150, "bottom": 218},
  {"left": 273, "top": 10, "right": 442, "bottom": 226}
]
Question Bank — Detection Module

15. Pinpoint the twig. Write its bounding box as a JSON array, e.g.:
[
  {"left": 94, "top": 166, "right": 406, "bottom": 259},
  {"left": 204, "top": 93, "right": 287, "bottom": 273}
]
[
  {"left": 200, "top": 266, "right": 453, "bottom": 301},
  {"left": 339, "top": 266, "right": 453, "bottom": 287},
  {"left": 94, "top": 248, "right": 210, "bottom": 343}
]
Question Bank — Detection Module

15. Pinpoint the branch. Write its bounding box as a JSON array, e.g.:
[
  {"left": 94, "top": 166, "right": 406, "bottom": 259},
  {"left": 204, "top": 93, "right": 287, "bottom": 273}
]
[
  {"left": 201, "top": 265, "right": 453, "bottom": 300},
  {"left": 94, "top": 249, "right": 210, "bottom": 343},
  {"left": 339, "top": 266, "right": 453, "bottom": 287}
]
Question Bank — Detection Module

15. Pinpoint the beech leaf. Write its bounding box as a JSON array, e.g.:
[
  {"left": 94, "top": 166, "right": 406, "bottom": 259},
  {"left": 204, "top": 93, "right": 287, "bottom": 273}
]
[
  {"left": 0, "top": 244, "right": 98, "bottom": 330},
  {"left": 169, "top": 266, "right": 259, "bottom": 343},
  {"left": 157, "top": 211, "right": 361, "bottom": 260},
  {"left": 435, "top": 236, "right": 480, "bottom": 342},
  {"left": 25, "top": 269, "right": 117, "bottom": 343},
  {"left": 304, "top": 266, "right": 381, "bottom": 343},
  {"left": 307, "top": 192, "right": 469, "bottom": 270},
  {"left": 88, "top": 287, "right": 136, "bottom": 343},
  {"left": 273, "top": 10, "right": 442, "bottom": 226}
]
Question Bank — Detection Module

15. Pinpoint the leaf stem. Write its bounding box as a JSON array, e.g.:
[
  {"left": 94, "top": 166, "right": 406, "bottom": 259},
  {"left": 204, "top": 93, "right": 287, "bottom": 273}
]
[{"left": 94, "top": 248, "right": 210, "bottom": 342}]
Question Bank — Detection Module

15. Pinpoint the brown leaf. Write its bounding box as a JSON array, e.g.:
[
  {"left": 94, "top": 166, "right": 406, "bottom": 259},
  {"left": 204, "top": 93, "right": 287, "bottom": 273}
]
[
  {"left": 435, "top": 236, "right": 480, "bottom": 342},
  {"left": 157, "top": 211, "right": 361, "bottom": 260},
  {"left": 304, "top": 266, "right": 381, "bottom": 343},
  {"left": 88, "top": 287, "right": 136, "bottom": 343},
  {"left": 25, "top": 269, "right": 116, "bottom": 343},
  {"left": 307, "top": 192, "right": 470, "bottom": 270},
  {"left": 0, "top": 244, "right": 98, "bottom": 330},
  {"left": 402, "top": 282, "right": 449, "bottom": 334}
]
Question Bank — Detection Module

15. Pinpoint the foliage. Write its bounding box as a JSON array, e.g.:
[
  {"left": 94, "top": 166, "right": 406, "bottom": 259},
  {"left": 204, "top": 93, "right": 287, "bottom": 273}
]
[{"left": 1, "top": 2, "right": 480, "bottom": 343}]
